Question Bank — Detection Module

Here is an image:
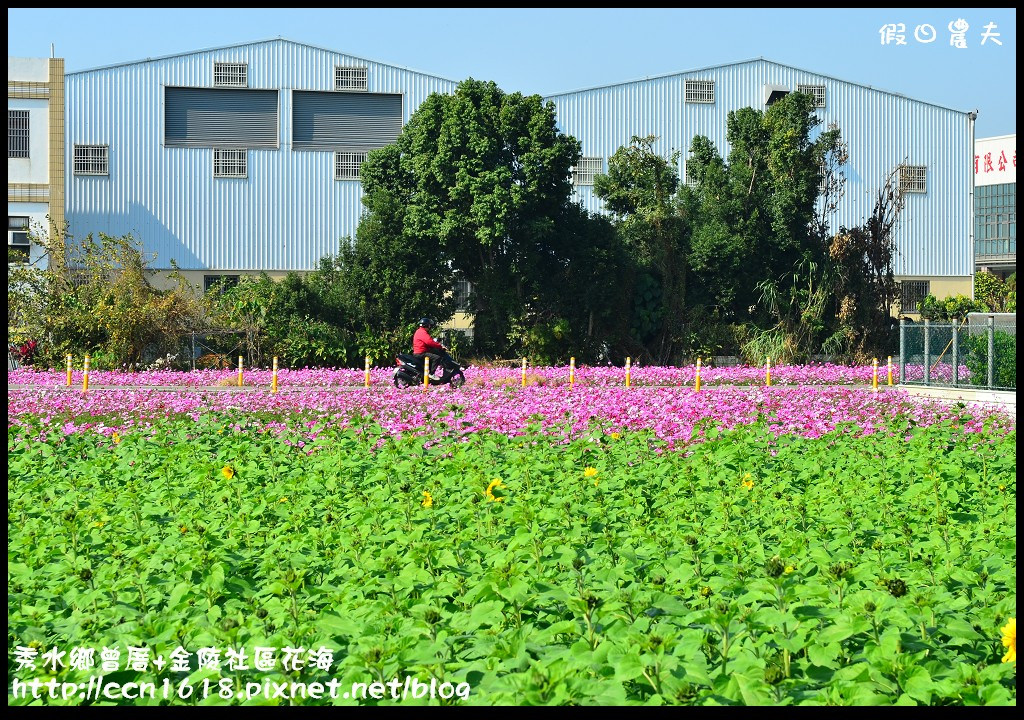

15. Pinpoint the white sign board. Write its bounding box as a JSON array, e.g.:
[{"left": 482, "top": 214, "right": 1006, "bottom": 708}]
[{"left": 975, "top": 135, "right": 1016, "bottom": 186}]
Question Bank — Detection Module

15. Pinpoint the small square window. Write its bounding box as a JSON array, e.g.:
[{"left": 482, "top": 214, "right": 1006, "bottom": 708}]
[
  {"left": 8, "top": 216, "right": 30, "bottom": 265},
  {"left": 900, "top": 280, "right": 930, "bottom": 312},
  {"left": 685, "top": 80, "right": 715, "bottom": 104},
  {"left": 335, "top": 151, "right": 367, "bottom": 180},
  {"left": 8, "top": 110, "right": 29, "bottom": 158},
  {"left": 214, "top": 62, "right": 248, "bottom": 88},
  {"left": 214, "top": 149, "right": 247, "bottom": 178},
  {"left": 454, "top": 279, "right": 472, "bottom": 312},
  {"left": 797, "top": 84, "right": 827, "bottom": 108},
  {"left": 683, "top": 160, "right": 699, "bottom": 188},
  {"left": 73, "top": 145, "right": 109, "bottom": 175},
  {"left": 204, "top": 274, "right": 240, "bottom": 293},
  {"left": 335, "top": 66, "right": 368, "bottom": 91},
  {"left": 899, "top": 165, "right": 927, "bottom": 194},
  {"left": 572, "top": 157, "right": 603, "bottom": 186}
]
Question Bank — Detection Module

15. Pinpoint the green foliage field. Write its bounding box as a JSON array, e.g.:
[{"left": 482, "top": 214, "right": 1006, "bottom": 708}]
[{"left": 7, "top": 417, "right": 1017, "bottom": 705}]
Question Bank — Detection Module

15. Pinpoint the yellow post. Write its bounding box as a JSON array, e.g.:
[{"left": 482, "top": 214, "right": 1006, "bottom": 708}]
[
  {"left": 272, "top": 357, "right": 278, "bottom": 394},
  {"left": 887, "top": 356, "right": 893, "bottom": 386},
  {"left": 695, "top": 358, "right": 702, "bottom": 392},
  {"left": 625, "top": 357, "right": 631, "bottom": 388},
  {"left": 237, "top": 356, "right": 243, "bottom": 387},
  {"left": 765, "top": 357, "right": 771, "bottom": 387},
  {"left": 521, "top": 357, "right": 527, "bottom": 388},
  {"left": 82, "top": 355, "right": 90, "bottom": 392},
  {"left": 365, "top": 356, "right": 371, "bottom": 388},
  {"left": 423, "top": 356, "right": 430, "bottom": 389},
  {"left": 569, "top": 357, "right": 575, "bottom": 388},
  {"left": 872, "top": 357, "right": 878, "bottom": 392},
  {"left": 66, "top": 354, "right": 73, "bottom": 387}
]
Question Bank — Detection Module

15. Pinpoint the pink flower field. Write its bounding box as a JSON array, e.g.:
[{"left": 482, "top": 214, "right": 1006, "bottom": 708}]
[
  {"left": 9, "top": 362, "right": 886, "bottom": 388},
  {"left": 8, "top": 365, "right": 1013, "bottom": 448}
]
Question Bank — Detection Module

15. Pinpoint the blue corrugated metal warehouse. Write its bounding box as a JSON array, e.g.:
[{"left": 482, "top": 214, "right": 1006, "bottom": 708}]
[
  {"left": 63, "top": 38, "right": 458, "bottom": 290},
  {"left": 544, "top": 58, "right": 976, "bottom": 311},
  {"left": 63, "top": 44, "right": 974, "bottom": 308}
]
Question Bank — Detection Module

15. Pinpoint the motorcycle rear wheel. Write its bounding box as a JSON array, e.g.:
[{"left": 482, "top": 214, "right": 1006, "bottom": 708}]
[
  {"left": 394, "top": 374, "right": 414, "bottom": 388},
  {"left": 450, "top": 371, "right": 466, "bottom": 389}
]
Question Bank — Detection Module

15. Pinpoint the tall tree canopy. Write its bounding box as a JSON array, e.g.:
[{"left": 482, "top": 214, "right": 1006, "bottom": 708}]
[
  {"left": 684, "top": 92, "right": 843, "bottom": 323},
  {"left": 594, "top": 135, "right": 689, "bottom": 364},
  {"left": 359, "top": 78, "right": 582, "bottom": 355}
]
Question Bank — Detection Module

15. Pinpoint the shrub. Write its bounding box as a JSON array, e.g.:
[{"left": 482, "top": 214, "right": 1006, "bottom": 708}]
[{"left": 964, "top": 329, "right": 1017, "bottom": 389}]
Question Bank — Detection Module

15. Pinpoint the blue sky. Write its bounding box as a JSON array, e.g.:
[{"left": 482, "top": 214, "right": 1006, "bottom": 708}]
[{"left": 7, "top": 7, "right": 1016, "bottom": 138}]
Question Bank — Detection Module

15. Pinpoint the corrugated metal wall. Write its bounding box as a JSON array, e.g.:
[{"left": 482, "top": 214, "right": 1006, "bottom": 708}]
[
  {"left": 544, "top": 59, "right": 974, "bottom": 278},
  {"left": 66, "top": 49, "right": 971, "bottom": 278},
  {"left": 64, "top": 39, "right": 458, "bottom": 271}
]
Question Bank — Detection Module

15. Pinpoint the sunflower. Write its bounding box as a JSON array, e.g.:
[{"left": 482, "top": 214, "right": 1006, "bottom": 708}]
[
  {"left": 422, "top": 490, "right": 433, "bottom": 508},
  {"left": 584, "top": 467, "right": 599, "bottom": 478},
  {"left": 221, "top": 465, "right": 234, "bottom": 480},
  {"left": 741, "top": 473, "right": 754, "bottom": 491},
  {"left": 485, "top": 478, "right": 505, "bottom": 502},
  {"left": 111, "top": 432, "right": 121, "bottom": 444},
  {"left": 1002, "top": 618, "right": 1016, "bottom": 665}
]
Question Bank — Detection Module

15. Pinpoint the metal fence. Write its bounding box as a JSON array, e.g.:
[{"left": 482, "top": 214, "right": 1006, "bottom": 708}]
[{"left": 899, "top": 314, "right": 1016, "bottom": 391}]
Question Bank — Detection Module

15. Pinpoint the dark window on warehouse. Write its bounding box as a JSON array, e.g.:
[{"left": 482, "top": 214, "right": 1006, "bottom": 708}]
[
  {"left": 165, "top": 87, "right": 279, "bottom": 149},
  {"left": 454, "top": 279, "right": 472, "bottom": 311},
  {"left": 900, "top": 281, "right": 930, "bottom": 313},
  {"left": 204, "top": 275, "right": 240, "bottom": 293},
  {"left": 292, "top": 91, "right": 402, "bottom": 151}
]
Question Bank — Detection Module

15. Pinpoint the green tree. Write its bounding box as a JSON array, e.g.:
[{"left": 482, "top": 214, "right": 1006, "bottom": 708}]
[
  {"left": 359, "top": 78, "right": 582, "bottom": 356},
  {"left": 327, "top": 165, "right": 455, "bottom": 362},
  {"left": 594, "top": 135, "right": 689, "bottom": 364},
  {"left": 974, "top": 270, "right": 1010, "bottom": 312},
  {"left": 507, "top": 203, "right": 633, "bottom": 364},
  {"left": 827, "top": 164, "right": 905, "bottom": 362},
  {"left": 684, "top": 93, "right": 843, "bottom": 327},
  {"left": 9, "top": 224, "right": 201, "bottom": 369}
]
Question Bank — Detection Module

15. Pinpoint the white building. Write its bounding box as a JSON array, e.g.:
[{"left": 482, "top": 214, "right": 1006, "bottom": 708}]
[
  {"left": 974, "top": 134, "right": 1016, "bottom": 280},
  {"left": 8, "top": 56, "right": 64, "bottom": 269}
]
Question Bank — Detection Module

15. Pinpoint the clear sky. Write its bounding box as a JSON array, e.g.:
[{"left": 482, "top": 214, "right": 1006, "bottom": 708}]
[{"left": 7, "top": 7, "right": 1017, "bottom": 138}]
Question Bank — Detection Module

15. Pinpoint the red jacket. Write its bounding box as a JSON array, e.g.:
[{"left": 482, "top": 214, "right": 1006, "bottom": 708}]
[{"left": 413, "top": 327, "right": 443, "bottom": 355}]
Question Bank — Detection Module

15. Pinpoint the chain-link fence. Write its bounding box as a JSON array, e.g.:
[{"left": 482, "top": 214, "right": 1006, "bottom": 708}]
[{"left": 899, "top": 314, "right": 1016, "bottom": 390}]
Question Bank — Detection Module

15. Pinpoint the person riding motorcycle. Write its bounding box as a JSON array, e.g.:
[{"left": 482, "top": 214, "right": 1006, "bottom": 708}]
[{"left": 412, "top": 318, "right": 455, "bottom": 377}]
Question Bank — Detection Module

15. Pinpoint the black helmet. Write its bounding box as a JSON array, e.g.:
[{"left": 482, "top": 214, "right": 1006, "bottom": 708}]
[{"left": 419, "top": 317, "right": 435, "bottom": 329}]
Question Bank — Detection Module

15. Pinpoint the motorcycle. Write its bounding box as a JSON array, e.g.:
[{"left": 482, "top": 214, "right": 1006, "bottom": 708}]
[{"left": 393, "top": 352, "right": 466, "bottom": 388}]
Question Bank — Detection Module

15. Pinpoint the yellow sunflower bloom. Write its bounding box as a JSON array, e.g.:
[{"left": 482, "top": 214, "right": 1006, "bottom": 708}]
[
  {"left": 610, "top": 432, "right": 621, "bottom": 440},
  {"left": 584, "top": 467, "right": 599, "bottom": 478},
  {"left": 485, "top": 478, "right": 505, "bottom": 502},
  {"left": 111, "top": 432, "right": 121, "bottom": 444},
  {"left": 1002, "top": 618, "right": 1016, "bottom": 664},
  {"left": 221, "top": 465, "right": 234, "bottom": 480},
  {"left": 422, "top": 491, "right": 433, "bottom": 508},
  {"left": 741, "top": 473, "right": 754, "bottom": 491}
]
